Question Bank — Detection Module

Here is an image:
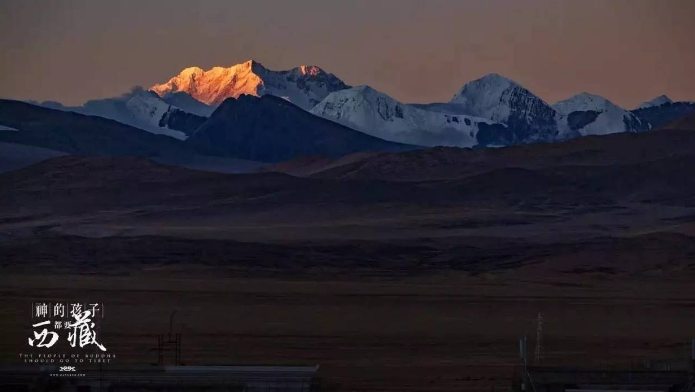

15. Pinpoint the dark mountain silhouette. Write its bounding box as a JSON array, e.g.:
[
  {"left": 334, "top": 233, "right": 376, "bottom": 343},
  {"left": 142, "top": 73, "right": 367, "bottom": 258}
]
[
  {"left": 186, "top": 94, "right": 417, "bottom": 162},
  {"left": 158, "top": 106, "right": 207, "bottom": 136},
  {"left": 0, "top": 99, "right": 265, "bottom": 173},
  {"left": 0, "top": 99, "right": 190, "bottom": 157},
  {"left": 631, "top": 101, "right": 695, "bottom": 129}
]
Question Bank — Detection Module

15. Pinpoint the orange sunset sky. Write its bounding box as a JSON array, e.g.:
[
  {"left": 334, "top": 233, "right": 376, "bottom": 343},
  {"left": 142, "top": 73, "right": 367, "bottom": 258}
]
[{"left": 1, "top": 0, "right": 693, "bottom": 108}]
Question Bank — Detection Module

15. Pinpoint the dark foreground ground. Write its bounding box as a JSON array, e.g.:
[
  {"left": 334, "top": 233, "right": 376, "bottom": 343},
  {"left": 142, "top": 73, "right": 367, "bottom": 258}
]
[
  {"left": 1, "top": 272, "right": 694, "bottom": 392},
  {"left": 3, "top": 126, "right": 695, "bottom": 390}
]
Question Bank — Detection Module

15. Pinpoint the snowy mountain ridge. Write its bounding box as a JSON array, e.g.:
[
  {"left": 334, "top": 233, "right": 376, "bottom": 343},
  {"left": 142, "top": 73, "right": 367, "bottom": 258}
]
[
  {"left": 636, "top": 95, "right": 673, "bottom": 110},
  {"left": 24, "top": 63, "right": 694, "bottom": 148},
  {"left": 311, "top": 73, "right": 685, "bottom": 148},
  {"left": 31, "top": 89, "right": 205, "bottom": 140},
  {"left": 449, "top": 73, "right": 526, "bottom": 122},
  {"left": 553, "top": 92, "right": 622, "bottom": 115},
  {"left": 310, "top": 85, "right": 499, "bottom": 147},
  {"left": 444, "top": 73, "right": 560, "bottom": 144},
  {"left": 553, "top": 92, "right": 648, "bottom": 137},
  {"left": 150, "top": 60, "right": 349, "bottom": 111}
]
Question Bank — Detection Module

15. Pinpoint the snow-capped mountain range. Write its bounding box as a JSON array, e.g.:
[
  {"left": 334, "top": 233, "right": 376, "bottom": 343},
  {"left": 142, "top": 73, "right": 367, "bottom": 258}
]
[
  {"left": 313, "top": 73, "right": 563, "bottom": 147},
  {"left": 150, "top": 60, "right": 348, "bottom": 111},
  {"left": 310, "top": 86, "right": 496, "bottom": 147},
  {"left": 311, "top": 73, "right": 657, "bottom": 147},
  {"left": 23, "top": 59, "right": 694, "bottom": 149},
  {"left": 553, "top": 92, "right": 648, "bottom": 137},
  {"left": 446, "top": 73, "right": 561, "bottom": 144}
]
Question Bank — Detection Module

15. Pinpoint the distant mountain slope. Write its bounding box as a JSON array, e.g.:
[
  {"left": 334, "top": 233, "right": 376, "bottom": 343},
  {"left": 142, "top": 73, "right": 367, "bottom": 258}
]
[
  {"left": 187, "top": 95, "right": 416, "bottom": 162},
  {"left": 151, "top": 60, "right": 349, "bottom": 110},
  {"left": 553, "top": 92, "right": 648, "bottom": 137},
  {"left": 0, "top": 99, "right": 191, "bottom": 157},
  {"left": 310, "top": 86, "right": 502, "bottom": 147}
]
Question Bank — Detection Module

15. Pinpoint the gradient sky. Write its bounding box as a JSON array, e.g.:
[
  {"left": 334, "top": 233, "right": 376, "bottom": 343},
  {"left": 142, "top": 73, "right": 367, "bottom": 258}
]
[{"left": 1, "top": 0, "right": 694, "bottom": 108}]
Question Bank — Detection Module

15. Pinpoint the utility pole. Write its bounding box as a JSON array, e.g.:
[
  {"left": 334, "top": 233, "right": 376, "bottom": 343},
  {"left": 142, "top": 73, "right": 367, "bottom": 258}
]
[
  {"left": 520, "top": 335, "right": 528, "bottom": 390},
  {"left": 156, "top": 310, "right": 182, "bottom": 366},
  {"left": 535, "top": 313, "right": 544, "bottom": 365}
]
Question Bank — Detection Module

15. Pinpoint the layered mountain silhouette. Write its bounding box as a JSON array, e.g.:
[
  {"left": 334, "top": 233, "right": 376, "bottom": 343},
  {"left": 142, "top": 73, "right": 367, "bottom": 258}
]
[{"left": 0, "top": 99, "right": 263, "bottom": 173}]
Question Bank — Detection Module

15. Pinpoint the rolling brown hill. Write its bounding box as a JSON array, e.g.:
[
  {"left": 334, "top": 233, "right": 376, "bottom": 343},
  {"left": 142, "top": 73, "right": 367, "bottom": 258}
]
[
  {"left": 3, "top": 123, "right": 695, "bottom": 276},
  {"left": 2, "top": 113, "right": 695, "bottom": 275},
  {"left": 656, "top": 109, "right": 695, "bottom": 131},
  {"left": 264, "top": 127, "right": 695, "bottom": 181}
]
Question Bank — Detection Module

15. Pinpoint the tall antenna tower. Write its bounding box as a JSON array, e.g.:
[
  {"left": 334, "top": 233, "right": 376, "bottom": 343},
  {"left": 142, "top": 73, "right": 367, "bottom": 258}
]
[{"left": 535, "top": 312, "right": 544, "bottom": 364}]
